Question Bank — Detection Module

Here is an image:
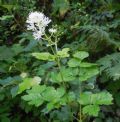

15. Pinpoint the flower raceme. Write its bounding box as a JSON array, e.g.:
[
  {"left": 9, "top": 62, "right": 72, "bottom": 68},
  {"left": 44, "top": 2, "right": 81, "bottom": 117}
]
[{"left": 26, "top": 11, "right": 51, "bottom": 40}]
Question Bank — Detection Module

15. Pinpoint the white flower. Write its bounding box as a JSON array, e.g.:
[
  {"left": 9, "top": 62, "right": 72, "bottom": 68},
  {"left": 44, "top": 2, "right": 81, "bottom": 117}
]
[
  {"left": 33, "top": 31, "right": 43, "bottom": 40},
  {"left": 26, "top": 11, "right": 51, "bottom": 40},
  {"left": 49, "top": 28, "right": 57, "bottom": 33}
]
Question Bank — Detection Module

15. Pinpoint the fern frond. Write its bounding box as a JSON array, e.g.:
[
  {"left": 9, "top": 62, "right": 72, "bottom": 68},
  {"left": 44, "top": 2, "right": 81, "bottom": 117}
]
[
  {"left": 79, "top": 25, "right": 113, "bottom": 52},
  {"left": 97, "top": 53, "right": 120, "bottom": 80}
]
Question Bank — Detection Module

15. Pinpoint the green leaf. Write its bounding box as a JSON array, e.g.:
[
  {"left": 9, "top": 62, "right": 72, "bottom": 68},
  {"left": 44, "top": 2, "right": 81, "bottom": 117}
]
[
  {"left": 79, "top": 92, "right": 113, "bottom": 105},
  {"left": 43, "top": 87, "right": 65, "bottom": 102},
  {"left": 50, "top": 67, "right": 76, "bottom": 83},
  {"left": 68, "top": 59, "right": 97, "bottom": 68},
  {"left": 68, "top": 58, "right": 81, "bottom": 67},
  {"left": 0, "top": 46, "right": 15, "bottom": 61},
  {"left": 22, "top": 85, "right": 65, "bottom": 108},
  {"left": 79, "top": 67, "right": 99, "bottom": 82},
  {"left": 11, "top": 86, "right": 19, "bottom": 97},
  {"left": 11, "top": 44, "right": 23, "bottom": 55},
  {"left": 32, "top": 52, "right": 55, "bottom": 61},
  {"left": 22, "top": 93, "right": 44, "bottom": 107},
  {"left": 73, "top": 51, "right": 89, "bottom": 60},
  {"left": 57, "top": 48, "right": 70, "bottom": 58},
  {"left": 22, "top": 85, "right": 46, "bottom": 107},
  {"left": 53, "top": 0, "right": 70, "bottom": 17},
  {"left": 18, "top": 77, "right": 41, "bottom": 94},
  {"left": 24, "top": 40, "right": 38, "bottom": 52},
  {"left": 42, "top": 87, "right": 59, "bottom": 102},
  {"left": 83, "top": 105, "right": 100, "bottom": 117}
]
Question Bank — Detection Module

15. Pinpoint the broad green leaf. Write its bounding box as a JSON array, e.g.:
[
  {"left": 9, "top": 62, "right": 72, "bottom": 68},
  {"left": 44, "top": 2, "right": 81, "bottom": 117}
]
[
  {"left": 32, "top": 52, "right": 55, "bottom": 61},
  {"left": 42, "top": 87, "right": 59, "bottom": 101},
  {"left": 79, "top": 67, "right": 99, "bottom": 82},
  {"left": 79, "top": 92, "right": 113, "bottom": 105},
  {"left": 57, "top": 48, "right": 70, "bottom": 58},
  {"left": 46, "top": 102, "right": 55, "bottom": 111},
  {"left": 22, "top": 85, "right": 46, "bottom": 107},
  {"left": 50, "top": 72, "right": 62, "bottom": 83},
  {"left": 73, "top": 51, "right": 89, "bottom": 60},
  {"left": 60, "top": 68, "right": 76, "bottom": 81},
  {"left": 22, "top": 93, "right": 44, "bottom": 107},
  {"left": 22, "top": 85, "right": 65, "bottom": 107},
  {"left": 18, "top": 77, "right": 41, "bottom": 94},
  {"left": 57, "top": 87, "right": 66, "bottom": 98},
  {"left": 83, "top": 105, "right": 100, "bottom": 117},
  {"left": 68, "top": 58, "right": 81, "bottom": 67},
  {"left": 50, "top": 67, "right": 76, "bottom": 83},
  {"left": 42, "top": 87, "right": 65, "bottom": 102},
  {"left": 18, "top": 78, "right": 33, "bottom": 94},
  {"left": 27, "top": 85, "right": 46, "bottom": 93},
  {"left": 93, "top": 92, "right": 113, "bottom": 105}
]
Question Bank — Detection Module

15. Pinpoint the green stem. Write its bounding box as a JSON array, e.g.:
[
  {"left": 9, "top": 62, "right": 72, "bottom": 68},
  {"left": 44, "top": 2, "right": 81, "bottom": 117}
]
[
  {"left": 54, "top": 42, "right": 66, "bottom": 87},
  {"left": 44, "top": 34, "right": 56, "bottom": 55},
  {"left": 79, "top": 82, "right": 82, "bottom": 122},
  {"left": 45, "top": 34, "right": 65, "bottom": 87}
]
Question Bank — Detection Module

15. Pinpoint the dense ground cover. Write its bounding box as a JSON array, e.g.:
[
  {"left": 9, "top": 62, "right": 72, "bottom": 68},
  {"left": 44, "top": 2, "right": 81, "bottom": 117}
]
[{"left": 0, "top": 0, "right": 120, "bottom": 122}]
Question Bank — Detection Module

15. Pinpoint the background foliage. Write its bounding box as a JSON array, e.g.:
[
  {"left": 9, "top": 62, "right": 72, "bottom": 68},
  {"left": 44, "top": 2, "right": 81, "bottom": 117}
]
[{"left": 0, "top": 0, "right": 120, "bottom": 122}]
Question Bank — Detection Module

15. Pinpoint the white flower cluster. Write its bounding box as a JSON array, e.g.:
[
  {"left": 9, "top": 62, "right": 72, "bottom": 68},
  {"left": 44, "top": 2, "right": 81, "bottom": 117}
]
[
  {"left": 49, "top": 28, "right": 57, "bottom": 33},
  {"left": 26, "top": 11, "right": 51, "bottom": 40}
]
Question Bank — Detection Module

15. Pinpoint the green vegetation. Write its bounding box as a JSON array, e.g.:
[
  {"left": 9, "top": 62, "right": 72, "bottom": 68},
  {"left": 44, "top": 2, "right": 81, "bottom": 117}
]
[{"left": 0, "top": 0, "right": 120, "bottom": 122}]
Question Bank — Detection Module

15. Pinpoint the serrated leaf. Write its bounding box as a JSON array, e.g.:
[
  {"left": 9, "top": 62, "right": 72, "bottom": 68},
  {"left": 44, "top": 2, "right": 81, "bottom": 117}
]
[
  {"left": 97, "top": 53, "right": 120, "bottom": 80},
  {"left": 83, "top": 105, "right": 100, "bottom": 117},
  {"left": 22, "top": 85, "right": 65, "bottom": 107},
  {"left": 79, "top": 92, "right": 113, "bottom": 105},
  {"left": 22, "top": 93, "right": 44, "bottom": 107},
  {"left": 42, "top": 87, "right": 65, "bottom": 102},
  {"left": 22, "top": 85, "right": 46, "bottom": 107},
  {"left": 50, "top": 67, "right": 76, "bottom": 83}
]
